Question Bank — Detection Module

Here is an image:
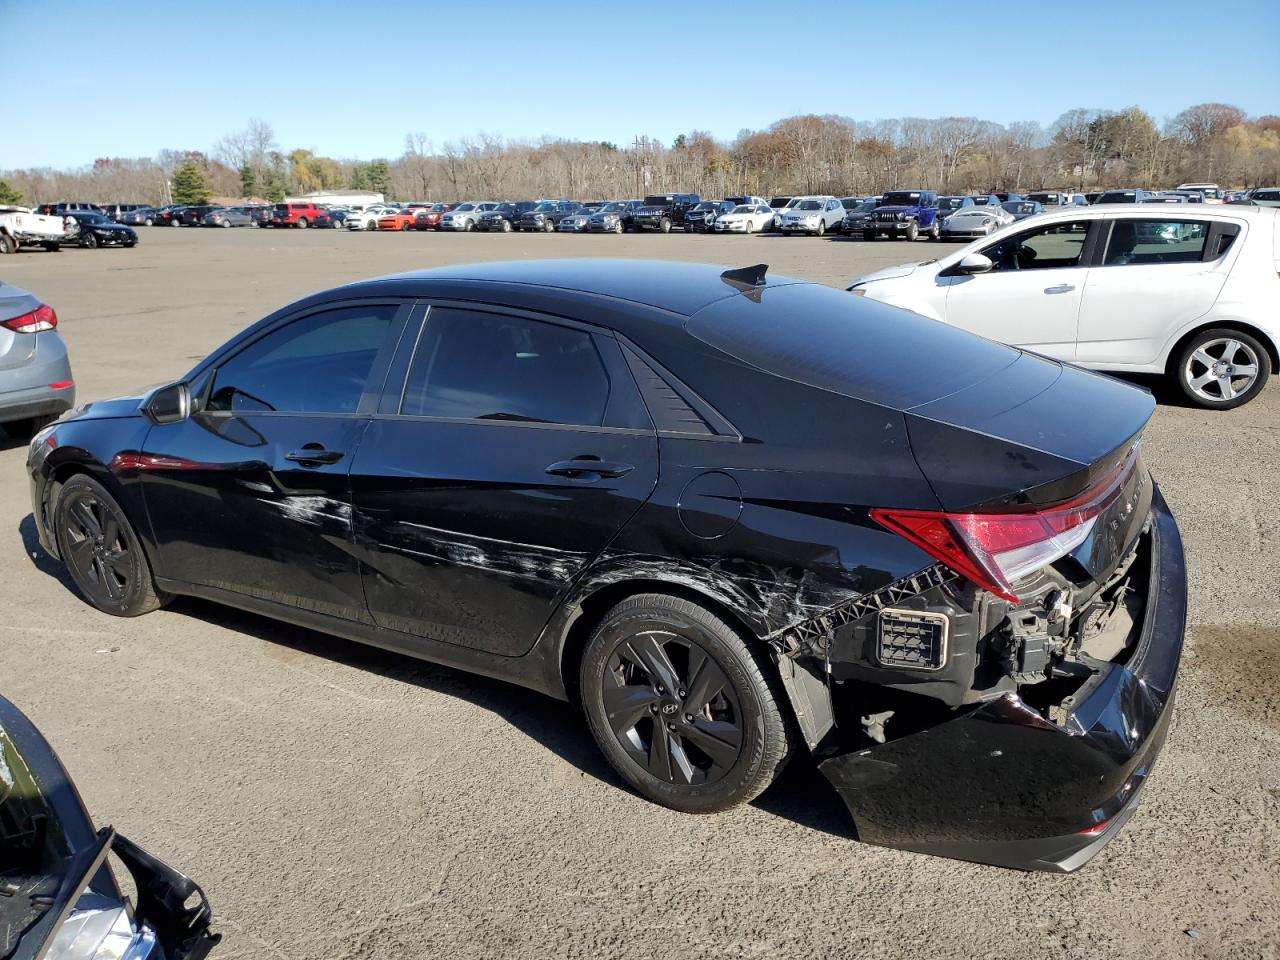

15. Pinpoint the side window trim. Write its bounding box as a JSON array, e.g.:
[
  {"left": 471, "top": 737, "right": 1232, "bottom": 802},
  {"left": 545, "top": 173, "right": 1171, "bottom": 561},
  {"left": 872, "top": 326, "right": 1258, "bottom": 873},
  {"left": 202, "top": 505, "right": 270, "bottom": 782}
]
[{"left": 197, "top": 298, "right": 413, "bottom": 417}]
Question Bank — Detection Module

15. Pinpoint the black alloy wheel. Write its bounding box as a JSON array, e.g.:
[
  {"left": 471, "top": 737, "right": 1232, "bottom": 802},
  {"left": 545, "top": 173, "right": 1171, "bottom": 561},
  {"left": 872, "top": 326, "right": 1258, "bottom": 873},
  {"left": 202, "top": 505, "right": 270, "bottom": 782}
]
[
  {"left": 81, "top": 232, "right": 99, "bottom": 249},
  {"left": 54, "top": 474, "right": 166, "bottom": 617},
  {"left": 581, "top": 594, "right": 793, "bottom": 813}
]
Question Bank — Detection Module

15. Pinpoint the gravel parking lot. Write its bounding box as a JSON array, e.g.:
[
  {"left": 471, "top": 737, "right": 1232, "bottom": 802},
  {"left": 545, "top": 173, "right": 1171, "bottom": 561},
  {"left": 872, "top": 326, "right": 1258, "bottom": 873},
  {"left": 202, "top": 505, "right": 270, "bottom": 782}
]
[{"left": 2, "top": 229, "right": 1277, "bottom": 960}]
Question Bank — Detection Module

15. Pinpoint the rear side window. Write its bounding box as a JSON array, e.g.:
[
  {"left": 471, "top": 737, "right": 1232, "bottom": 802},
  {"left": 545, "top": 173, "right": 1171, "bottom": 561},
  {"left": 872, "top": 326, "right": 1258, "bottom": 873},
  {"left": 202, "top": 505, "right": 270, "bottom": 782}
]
[
  {"left": 207, "top": 305, "right": 396, "bottom": 414},
  {"left": 1102, "top": 220, "right": 1222, "bottom": 265},
  {"left": 400, "top": 309, "right": 610, "bottom": 426}
]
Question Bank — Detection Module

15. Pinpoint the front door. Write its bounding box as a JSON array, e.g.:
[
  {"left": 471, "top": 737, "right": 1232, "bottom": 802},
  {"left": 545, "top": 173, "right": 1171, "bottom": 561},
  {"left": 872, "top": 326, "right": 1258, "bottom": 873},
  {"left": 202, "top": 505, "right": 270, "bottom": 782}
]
[
  {"left": 140, "top": 302, "right": 404, "bottom": 621},
  {"left": 942, "top": 219, "right": 1098, "bottom": 361},
  {"left": 350, "top": 305, "right": 659, "bottom": 656}
]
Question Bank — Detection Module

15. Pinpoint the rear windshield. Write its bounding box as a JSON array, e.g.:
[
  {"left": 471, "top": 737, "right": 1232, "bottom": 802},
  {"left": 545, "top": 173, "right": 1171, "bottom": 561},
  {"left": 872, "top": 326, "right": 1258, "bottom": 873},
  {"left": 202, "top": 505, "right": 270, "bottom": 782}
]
[{"left": 686, "top": 282, "right": 1018, "bottom": 410}]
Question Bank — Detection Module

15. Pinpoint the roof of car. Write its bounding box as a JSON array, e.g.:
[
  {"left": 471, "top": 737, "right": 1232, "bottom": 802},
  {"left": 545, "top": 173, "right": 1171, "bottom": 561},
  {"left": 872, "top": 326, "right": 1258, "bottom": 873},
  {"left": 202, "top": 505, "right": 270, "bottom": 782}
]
[{"left": 361, "top": 259, "right": 806, "bottom": 316}]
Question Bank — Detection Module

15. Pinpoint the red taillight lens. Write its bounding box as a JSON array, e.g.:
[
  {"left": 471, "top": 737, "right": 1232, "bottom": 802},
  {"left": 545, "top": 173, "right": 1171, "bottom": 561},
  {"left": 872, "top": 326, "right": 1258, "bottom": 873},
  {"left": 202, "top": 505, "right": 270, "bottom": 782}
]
[
  {"left": 872, "top": 447, "right": 1139, "bottom": 602},
  {"left": 2, "top": 303, "right": 58, "bottom": 334}
]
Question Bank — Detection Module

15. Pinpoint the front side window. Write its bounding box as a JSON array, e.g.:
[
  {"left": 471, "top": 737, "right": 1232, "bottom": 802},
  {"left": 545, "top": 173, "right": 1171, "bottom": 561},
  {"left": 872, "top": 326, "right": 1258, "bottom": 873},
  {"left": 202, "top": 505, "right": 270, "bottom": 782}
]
[
  {"left": 207, "top": 305, "right": 396, "bottom": 414},
  {"left": 981, "top": 221, "right": 1091, "bottom": 272},
  {"left": 401, "top": 309, "right": 610, "bottom": 426},
  {"left": 1102, "top": 219, "right": 1214, "bottom": 265}
]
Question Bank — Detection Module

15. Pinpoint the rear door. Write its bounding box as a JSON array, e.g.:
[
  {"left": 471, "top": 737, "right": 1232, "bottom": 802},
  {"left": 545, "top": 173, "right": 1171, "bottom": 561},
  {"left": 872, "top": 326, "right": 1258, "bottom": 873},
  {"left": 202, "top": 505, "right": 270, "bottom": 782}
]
[
  {"left": 140, "top": 300, "right": 409, "bottom": 620},
  {"left": 1075, "top": 215, "right": 1238, "bottom": 365},
  {"left": 350, "top": 304, "right": 658, "bottom": 656},
  {"left": 942, "top": 218, "right": 1099, "bottom": 360}
]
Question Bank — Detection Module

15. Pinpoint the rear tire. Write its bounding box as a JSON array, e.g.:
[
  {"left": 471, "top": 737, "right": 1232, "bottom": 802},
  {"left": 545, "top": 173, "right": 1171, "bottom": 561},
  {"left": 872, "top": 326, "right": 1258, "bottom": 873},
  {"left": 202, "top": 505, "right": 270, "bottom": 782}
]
[
  {"left": 1174, "top": 328, "right": 1271, "bottom": 409},
  {"left": 297, "top": 217, "right": 309, "bottom": 228},
  {"left": 579, "top": 593, "right": 794, "bottom": 814},
  {"left": 53, "top": 474, "right": 168, "bottom": 617}
]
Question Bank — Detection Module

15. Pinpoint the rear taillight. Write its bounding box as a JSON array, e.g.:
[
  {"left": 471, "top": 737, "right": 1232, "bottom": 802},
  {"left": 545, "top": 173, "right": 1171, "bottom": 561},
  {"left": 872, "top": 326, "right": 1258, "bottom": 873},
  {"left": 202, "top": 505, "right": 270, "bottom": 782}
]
[
  {"left": 872, "top": 447, "right": 1139, "bottom": 602},
  {"left": 2, "top": 303, "right": 58, "bottom": 334}
]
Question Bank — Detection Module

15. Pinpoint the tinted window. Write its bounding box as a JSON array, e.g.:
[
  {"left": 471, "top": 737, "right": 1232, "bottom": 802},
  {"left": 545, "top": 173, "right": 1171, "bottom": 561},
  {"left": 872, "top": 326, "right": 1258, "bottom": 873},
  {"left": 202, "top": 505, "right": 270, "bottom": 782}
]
[
  {"left": 208, "top": 305, "right": 396, "bottom": 414},
  {"left": 981, "top": 221, "right": 1090, "bottom": 272},
  {"left": 1103, "top": 220, "right": 1212, "bottom": 265},
  {"left": 401, "top": 309, "right": 609, "bottom": 426},
  {"left": 882, "top": 192, "right": 921, "bottom": 206}
]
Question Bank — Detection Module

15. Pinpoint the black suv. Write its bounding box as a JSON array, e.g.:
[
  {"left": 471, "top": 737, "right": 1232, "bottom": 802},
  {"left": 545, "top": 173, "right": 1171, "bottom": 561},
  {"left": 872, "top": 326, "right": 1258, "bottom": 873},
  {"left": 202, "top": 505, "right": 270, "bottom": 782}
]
[
  {"left": 516, "top": 200, "right": 580, "bottom": 232},
  {"left": 632, "top": 193, "right": 700, "bottom": 232},
  {"left": 477, "top": 201, "right": 536, "bottom": 232},
  {"left": 684, "top": 200, "right": 735, "bottom": 233},
  {"left": 586, "top": 200, "right": 644, "bottom": 233}
]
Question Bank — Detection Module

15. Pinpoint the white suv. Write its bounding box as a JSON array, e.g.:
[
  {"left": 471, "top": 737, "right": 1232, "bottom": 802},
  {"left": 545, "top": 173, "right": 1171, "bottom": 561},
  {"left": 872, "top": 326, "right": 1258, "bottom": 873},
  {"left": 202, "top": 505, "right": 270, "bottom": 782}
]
[
  {"left": 848, "top": 204, "right": 1279, "bottom": 408},
  {"left": 778, "top": 196, "right": 845, "bottom": 236}
]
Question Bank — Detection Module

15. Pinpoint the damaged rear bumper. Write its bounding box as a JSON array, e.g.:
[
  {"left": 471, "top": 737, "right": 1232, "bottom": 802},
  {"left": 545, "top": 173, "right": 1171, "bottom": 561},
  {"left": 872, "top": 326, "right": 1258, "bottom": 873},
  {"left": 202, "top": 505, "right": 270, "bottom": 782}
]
[{"left": 818, "top": 486, "right": 1185, "bottom": 872}]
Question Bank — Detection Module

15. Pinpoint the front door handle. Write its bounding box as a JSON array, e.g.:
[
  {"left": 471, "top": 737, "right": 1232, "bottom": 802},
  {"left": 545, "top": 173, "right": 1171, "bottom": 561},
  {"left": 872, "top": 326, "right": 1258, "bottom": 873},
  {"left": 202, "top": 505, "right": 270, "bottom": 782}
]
[
  {"left": 285, "top": 446, "right": 344, "bottom": 466},
  {"left": 545, "top": 458, "right": 634, "bottom": 480},
  {"left": 1043, "top": 283, "right": 1075, "bottom": 294}
]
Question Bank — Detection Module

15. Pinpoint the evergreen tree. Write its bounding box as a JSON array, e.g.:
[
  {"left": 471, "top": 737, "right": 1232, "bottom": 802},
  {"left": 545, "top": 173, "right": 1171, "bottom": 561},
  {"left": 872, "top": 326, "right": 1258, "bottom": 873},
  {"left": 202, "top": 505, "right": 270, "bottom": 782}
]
[
  {"left": 238, "top": 163, "right": 258, "bottom": 198},
  {"left": 366, "top": 159, "right": 390, "bottom": 196},
  {"left": 0, "top": 179, "right": 23, "bottom": 204},
  {"left": 171, "top": 163, "right": 211, "bottom": 204}
]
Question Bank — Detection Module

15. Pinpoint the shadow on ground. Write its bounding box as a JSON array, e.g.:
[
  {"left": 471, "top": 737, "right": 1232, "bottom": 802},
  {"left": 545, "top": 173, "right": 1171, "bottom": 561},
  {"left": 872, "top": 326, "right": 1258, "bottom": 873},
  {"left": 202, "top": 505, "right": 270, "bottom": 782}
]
[{"left": 18, "top": 510, "right": 856, "bottom": 839}]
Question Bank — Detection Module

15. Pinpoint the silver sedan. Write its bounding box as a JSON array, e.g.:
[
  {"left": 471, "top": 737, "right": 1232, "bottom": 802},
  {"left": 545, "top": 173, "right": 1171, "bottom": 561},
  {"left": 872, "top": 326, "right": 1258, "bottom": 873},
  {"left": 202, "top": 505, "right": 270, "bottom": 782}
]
[{"left": 0, "top": 280, "right": 74, "bottom": 437}]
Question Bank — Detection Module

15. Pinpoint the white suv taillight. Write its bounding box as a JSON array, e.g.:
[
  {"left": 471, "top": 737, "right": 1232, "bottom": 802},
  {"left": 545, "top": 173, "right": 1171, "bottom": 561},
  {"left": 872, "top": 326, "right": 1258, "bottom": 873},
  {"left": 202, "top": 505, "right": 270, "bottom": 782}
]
[{"left": 1, "top": 303, "right": 58, "bottom": 333}]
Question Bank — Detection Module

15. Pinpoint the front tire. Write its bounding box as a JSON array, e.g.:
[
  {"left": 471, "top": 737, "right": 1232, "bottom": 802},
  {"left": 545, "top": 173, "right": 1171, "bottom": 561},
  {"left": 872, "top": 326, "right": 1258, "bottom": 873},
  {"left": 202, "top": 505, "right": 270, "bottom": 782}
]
[
  {"left": 904, "top": 221, "right": 919, "bottom": 241},
  {"left": 81, "top": 233, "right": 99, "bottom": 249},
  {"left": 296, "top": 217, "right": 309, "bottom": 228},
  {"left": 580, "top": 593, "right": 794, "bottom": 814},
  {"left": 53, "top": 474, "right": 167, "bottom": 617},
  {"left": 1175, "top": 328, "right": 1271, "bottom": 409},
  {"left": 0, "top": 233, "right": 16, "bottom": 254},
  {"left": 659, "top": 218, "right": 671, "bottom": 234},
  {"left": 816, "top": 220, "right": 826, "bottom": 237}
]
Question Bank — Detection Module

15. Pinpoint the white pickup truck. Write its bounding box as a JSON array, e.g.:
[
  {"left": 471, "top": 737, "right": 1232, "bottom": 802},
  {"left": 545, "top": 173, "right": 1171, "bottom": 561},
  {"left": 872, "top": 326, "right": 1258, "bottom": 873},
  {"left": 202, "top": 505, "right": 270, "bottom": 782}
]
[{"left": 0, "top": 206, "right": 67, "bottom": 253}]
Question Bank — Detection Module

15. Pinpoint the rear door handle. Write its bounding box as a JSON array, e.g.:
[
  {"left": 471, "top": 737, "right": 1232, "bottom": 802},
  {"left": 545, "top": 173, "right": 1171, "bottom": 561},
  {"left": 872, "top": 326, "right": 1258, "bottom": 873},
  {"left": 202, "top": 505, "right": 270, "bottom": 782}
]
[
  {"left": 285, "top": 447, "right": 344, "bottom": 466},
  {"left": 545, "top": 458, "right": 634, "bottom": 480},
  {"left": 1043, "top": 283, "right": 1075, "bottom": 294}
]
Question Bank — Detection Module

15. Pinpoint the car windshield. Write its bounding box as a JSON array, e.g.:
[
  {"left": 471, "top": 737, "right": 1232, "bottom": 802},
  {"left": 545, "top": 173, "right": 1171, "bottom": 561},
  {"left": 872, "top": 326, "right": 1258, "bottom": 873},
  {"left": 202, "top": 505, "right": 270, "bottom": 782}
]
[
  {"left": 1027, "top": 194, "right": 1058, "bottom": 204},
  {"left": 642, "top": 196, "right": 671, "bottom": 206},
  {"left": 455, "top": 203, "right": 476, "bottom": 212},
  {"left": 952, "top": 209, "right": 989, "bottom": 218},
  {"left": 1098, "top": 192, "right": 1136, "bottom": 202},
  {"left": 769, "top": 198, "right": 791, "bottom": 207},
  {"left": 882, "top": 192, "right": 921, "bottom": 206},
  {"left": 938, "top": 197, "right": 965, "bottom": 210},
  {"left": 598, "top": 202, "right": 625, "bottom": 212},
  {"left": 796, "top": 200, "right": 822, "bottom": 211},
  {"left": 849, "top": 201, "right": 876, "bottom": 214},
  {"left": 690, "top": 202, "right": 715, "bottom": 212},
  {"left": 1002, "top": 202, "right": 1036, "bottom": 214},
  {"left": 76, "top": 213, "right": 109, "bottom": 224},
  {"left": 533, "top": 202, "right": 559, "bottom": 212},
  {"left": 730, "top": 205, "right": 755, "bottom": 214}
]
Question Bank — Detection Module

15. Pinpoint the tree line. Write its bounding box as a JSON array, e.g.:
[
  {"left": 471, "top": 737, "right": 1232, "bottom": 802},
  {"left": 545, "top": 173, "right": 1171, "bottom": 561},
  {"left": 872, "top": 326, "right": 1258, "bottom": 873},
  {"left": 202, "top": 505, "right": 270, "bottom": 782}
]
[{"left": 2, "top": 103, "right": 1277, "bottom": 207}]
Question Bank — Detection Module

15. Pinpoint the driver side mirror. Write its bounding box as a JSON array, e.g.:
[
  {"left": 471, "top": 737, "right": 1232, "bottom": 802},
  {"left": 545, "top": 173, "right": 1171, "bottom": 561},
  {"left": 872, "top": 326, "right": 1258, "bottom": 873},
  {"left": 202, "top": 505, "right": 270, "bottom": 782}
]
[
  {"left": 144, "top": 381, "right": 191, "bottom": 425},
  {"left": 957, "top": 253, "right": 993, "bottom": 275}
]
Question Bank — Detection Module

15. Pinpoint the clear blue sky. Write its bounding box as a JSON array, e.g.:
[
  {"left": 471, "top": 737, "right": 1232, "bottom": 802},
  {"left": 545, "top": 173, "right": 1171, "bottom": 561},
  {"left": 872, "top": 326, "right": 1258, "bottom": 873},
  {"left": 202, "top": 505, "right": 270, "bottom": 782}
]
[{"left": 3, "top": 0, "right": 1277, "bottom": 169}]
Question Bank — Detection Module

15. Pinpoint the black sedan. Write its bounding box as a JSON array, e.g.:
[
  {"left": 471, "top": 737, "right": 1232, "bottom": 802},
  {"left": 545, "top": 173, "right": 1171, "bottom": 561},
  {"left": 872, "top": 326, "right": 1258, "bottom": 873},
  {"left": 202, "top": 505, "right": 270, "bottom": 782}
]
[
  {"left": 26, "top": 260, "right": 1185, "bottom": 872},
  {"left": 63, "top": 211, "right": 138, "bottom": 248}
]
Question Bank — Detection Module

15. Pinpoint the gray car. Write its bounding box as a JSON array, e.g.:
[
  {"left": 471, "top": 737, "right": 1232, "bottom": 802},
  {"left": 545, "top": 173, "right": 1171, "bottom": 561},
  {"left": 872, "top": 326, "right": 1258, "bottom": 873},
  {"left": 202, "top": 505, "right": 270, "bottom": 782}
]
[
  {"left": 202, "top": 207, "right": 254, "bottom": 227},
  {"left": 0, "top": 281, "right": 74, "bottom": 437}
]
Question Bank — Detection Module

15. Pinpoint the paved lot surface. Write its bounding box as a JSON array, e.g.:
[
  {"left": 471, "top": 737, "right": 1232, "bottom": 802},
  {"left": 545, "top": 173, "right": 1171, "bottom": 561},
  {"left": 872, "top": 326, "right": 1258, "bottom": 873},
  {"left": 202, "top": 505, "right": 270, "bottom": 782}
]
[{"left": 2, "top": 228, "right": 1277, "bottom": 960}]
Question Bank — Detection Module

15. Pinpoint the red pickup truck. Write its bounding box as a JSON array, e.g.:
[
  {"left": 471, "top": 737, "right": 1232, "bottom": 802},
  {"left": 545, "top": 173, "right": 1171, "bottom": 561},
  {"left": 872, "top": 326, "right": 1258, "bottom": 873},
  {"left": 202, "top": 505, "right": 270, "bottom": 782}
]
[{"left": 269, "top": 202, "right": 320, "bottom": 228}]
